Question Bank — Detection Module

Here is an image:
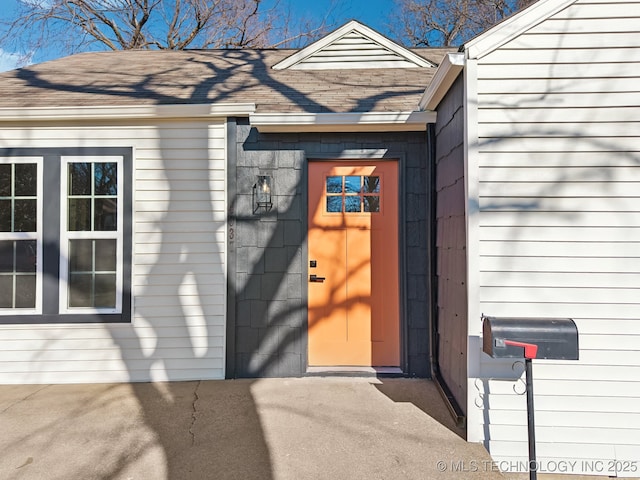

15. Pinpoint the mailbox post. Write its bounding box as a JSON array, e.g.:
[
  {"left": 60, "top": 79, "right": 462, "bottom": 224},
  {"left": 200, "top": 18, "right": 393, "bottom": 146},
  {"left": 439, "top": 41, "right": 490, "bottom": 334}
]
[{"left": 482, "top": 317, "right": 579, "bottom": 480}]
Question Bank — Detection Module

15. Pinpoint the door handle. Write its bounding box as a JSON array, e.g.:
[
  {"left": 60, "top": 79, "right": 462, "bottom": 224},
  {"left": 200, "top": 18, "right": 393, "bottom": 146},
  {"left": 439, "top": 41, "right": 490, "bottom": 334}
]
[{"left": 309, "top": 274, "right": 325, "bottom": 283}]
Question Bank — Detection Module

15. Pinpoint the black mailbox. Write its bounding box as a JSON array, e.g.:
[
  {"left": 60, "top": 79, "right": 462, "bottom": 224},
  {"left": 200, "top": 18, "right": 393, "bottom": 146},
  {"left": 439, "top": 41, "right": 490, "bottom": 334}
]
[
  {"left": 482, "top": 316, "right": 579, "bottom": 480},
  {"left": 483, "top": 316, "right": 579, "bottom": 360}
]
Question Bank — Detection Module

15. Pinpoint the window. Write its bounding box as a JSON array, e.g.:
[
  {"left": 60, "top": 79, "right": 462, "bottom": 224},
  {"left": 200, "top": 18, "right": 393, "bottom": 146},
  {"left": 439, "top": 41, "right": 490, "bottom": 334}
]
[
  {"left": 0, "top": 148, "right": 131, "bottom": 324},
  {"left": 326, "top": 175, "right": 381, "bottom": 213},
  {"left": 0, "top": 158, "right": 42, "bottom": 313},
  {"left": 60, "top": 158, "right": 123, "bottom": 313}
]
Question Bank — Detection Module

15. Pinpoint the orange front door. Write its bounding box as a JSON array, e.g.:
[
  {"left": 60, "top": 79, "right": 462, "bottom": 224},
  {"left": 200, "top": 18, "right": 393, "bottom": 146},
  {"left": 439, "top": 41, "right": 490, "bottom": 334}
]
[{"left": 308, "top": 161, "right": 400, "bottom": 367}]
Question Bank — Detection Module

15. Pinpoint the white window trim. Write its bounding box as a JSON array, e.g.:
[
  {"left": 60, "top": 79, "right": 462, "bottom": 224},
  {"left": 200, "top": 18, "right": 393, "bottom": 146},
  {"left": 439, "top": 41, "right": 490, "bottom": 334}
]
[
  {"left": 0, "top": 157, "right": 43, "bottom": 315},
  {"left": 59, "top": 156, "right": 124, "bottom": 315}
]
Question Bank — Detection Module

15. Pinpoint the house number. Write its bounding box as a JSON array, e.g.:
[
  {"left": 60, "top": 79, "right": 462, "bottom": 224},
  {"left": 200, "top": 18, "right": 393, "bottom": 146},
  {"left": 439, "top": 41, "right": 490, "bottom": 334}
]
[{"left": 228, "top": 207, "right": 235, "bottom": 241}]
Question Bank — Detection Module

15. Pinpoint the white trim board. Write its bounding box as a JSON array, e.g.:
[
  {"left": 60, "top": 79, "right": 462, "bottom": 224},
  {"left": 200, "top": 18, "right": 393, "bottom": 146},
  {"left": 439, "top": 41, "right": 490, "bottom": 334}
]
[
  {"left": 419, "top": 53, "right": 465, "bottom": 111},
  {"left": 464, "top": 0, "right": 577, "bottom": 59},
  {"left": 272, "top": 20, "right": 435, "bottom": 70},
  {"left": 250, "top": 111, "right": 436, "bottom": 133}
]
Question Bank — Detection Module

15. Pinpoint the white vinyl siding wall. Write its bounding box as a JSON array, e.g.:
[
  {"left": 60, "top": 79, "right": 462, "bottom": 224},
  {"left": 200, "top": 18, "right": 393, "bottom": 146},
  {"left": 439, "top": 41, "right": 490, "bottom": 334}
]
[
  {"left": 468, "top": 0, "right": 640, "bottom": 474},
  {"left": 0, "top": 120, "right": 227, "bottom": 383}
]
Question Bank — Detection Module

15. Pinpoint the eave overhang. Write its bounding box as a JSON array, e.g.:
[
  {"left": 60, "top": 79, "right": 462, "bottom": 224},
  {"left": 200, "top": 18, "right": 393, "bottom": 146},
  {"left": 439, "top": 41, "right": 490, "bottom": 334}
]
[
  {"left": 418, "top": 53, "right": 465, "bottom": 111},
  {"left": 0, "top": 103, "right": 256, "bottom": 122},
  {"left": 250, "top": 111, "right": 437, "bottom": 133}
]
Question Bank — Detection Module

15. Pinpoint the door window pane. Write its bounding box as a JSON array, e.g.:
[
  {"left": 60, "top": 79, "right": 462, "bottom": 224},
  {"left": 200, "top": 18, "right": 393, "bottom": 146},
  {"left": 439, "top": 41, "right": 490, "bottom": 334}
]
[
  {"left": 327, "top": 196, "right": 342, "bottom": 213},
  {"left": 344, "top": 176, "right": 361, "bottom": 193},
  {"left": 345, "top": 197, "right": 361, "bottom": 212},
  {"left": 326, "top": 176, "right": 342, "bottom": 193},
  {"left": 364, "top": 197, "right": 380, "bottom": 212},
  {"left": 364, "top": 176, "right": 380, "bottom": 193}
]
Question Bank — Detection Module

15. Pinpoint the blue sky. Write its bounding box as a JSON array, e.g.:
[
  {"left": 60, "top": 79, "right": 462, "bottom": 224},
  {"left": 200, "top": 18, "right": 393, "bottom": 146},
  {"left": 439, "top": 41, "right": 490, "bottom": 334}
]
[
  {"left": 271, "top": 0, "right": 394, "bottom": 33},
  {"left": 0, "top": 0, "right": 397, "bottom": 72}
]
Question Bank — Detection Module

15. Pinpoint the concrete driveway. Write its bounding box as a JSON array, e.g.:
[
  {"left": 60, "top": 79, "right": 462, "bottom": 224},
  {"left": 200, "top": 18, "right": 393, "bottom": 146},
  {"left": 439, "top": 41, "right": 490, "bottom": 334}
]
[{"left": 0, "top": 377, "right": 599, "bottom": 480}]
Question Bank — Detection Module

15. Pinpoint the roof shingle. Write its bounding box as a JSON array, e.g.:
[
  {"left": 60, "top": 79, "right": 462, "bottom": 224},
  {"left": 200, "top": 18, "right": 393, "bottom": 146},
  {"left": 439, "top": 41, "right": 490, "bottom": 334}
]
[{"left": 0, "top": 48, "right": 454, "bottom": 113}]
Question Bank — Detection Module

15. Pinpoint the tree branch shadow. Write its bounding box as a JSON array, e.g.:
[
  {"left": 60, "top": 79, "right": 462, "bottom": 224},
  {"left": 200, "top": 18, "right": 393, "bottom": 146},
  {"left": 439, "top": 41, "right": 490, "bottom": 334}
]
[{"left": 0, "top": 45, "right": 442, "bottom": 479}]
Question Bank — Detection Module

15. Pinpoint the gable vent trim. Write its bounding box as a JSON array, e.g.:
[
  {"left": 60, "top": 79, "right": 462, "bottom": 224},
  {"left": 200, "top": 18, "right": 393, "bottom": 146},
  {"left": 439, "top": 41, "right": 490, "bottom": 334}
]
[{"left": 273, "top": 20, "right": 435, "bottom": 70}]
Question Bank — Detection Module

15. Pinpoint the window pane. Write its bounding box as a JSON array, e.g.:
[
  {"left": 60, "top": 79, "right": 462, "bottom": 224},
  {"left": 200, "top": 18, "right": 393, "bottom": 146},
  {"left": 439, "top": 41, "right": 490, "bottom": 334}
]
[
  {"left": 69, "top": 240, "right": 93, "bottom": 272},
  {"left": 94, "top": 198, "right": 117, "bottom": 231},
  {"left": 95, "top": 240, "right": 116, "bottom": 271},
  {"left": 364, "top": 176, "right": 380, "bottom": 193},
  {"left": 364, "top": 196, "right": 380, "bottom": 212},
  {"left": 0, "top": 276, "right": 12, "bottom": 307},
  {"left": 326, "top": 196, "right": 342, "bottom": 213},
  {"left": 15, "top": 275, "right": 36, "bottom": 308},
  {"left": 14, "top": 199, "right": 36, "bottom": 232},
  {"left": 15, "top": 240, "right": 36, "bottom": 273},
  {"left": 69, "top": 163, "right": 92, "bottom": 196},
  {"left": 326, "top": 176, "right": 342, "bottom": 194},
  {"left": 0, "top": 241, "right": 13, "bottom": 273},
  {"left": 95, "top": 274, "right": 116, "bottom": 308},
  {"left": 95, "top": 163, "right": 117, "bottom": 195},
  {"left": 344, "top": 176, "right": 361, "bottom": 194},
  {"left": 0, "top": 200, "right": 10, "bottom": 232},
  {"left": 68, "top": 198, "right": 91, "bottom": 231},
  {"left": 69, "top": 274, "right": 92, "bottom": 307},
  {"left": 0, "top": 164, "right": 11, "bottom": 197},
  {"left": 15, "top": 164, "right": 37, "bottom": 196},
  {"left": 345, "top": 197, "right": 361, "bottom": 212}
]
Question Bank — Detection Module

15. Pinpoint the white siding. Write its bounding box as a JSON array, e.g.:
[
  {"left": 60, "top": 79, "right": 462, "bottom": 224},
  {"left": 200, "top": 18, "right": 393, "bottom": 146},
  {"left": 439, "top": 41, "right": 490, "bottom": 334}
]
[
  {"left": 0, "top": 120, "right": 227, "bottom": 383},
  {"left": 468, "top": 0, "right": 640, "bottom": 473}
]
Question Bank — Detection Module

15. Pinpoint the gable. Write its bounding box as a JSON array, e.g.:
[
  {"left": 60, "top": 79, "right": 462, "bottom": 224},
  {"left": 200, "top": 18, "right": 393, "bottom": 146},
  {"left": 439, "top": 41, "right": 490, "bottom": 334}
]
[
  {"left": 273, "top": 20, "right": 435, "bottom": 70},
  {"left": 465, "top": 0, "right": 577, "bottom": 59}
]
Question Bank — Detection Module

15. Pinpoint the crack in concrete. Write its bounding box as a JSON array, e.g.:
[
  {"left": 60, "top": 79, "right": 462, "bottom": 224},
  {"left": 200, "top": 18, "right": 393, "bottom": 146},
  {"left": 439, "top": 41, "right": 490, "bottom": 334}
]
[
  {"left": 0, "top": 385, "right": 51, "bottom": 414},
  {"left": 188, "top": 380, "right": 201, "bottom": 446}
]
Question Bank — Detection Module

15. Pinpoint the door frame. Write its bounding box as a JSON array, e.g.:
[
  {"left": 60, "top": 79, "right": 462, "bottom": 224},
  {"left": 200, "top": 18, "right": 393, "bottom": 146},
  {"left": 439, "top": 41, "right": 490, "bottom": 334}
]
[{"left": 303, "top": 154, "right": 408, "bottom": 373}]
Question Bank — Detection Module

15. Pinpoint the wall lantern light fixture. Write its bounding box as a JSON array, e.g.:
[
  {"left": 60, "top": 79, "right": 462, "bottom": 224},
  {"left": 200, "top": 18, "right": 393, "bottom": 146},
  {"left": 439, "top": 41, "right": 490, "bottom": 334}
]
[{"left": 253, "top": 175, "right": 273, "bottom": 214}]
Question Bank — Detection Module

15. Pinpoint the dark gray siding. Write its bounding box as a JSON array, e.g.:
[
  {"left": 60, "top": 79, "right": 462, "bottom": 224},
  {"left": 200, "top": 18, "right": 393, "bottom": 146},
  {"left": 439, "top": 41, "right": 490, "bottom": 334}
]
[
  {"left": 227, "top": 119, "right": 432, "bottom": 377},
  {"left": 434, "top": 74, "right": 467, "bottom": 413}
]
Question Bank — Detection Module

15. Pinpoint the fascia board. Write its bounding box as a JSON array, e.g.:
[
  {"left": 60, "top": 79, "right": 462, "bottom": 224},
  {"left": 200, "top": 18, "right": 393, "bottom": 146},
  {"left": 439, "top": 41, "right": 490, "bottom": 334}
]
[
  {"left": 418, "top": 53, "right": 465, "bottom": 111},
  {"left": 272, "top": 20, "right": 435, "bottom": 70},
  {"left": 465, "top": 0, "right": 576, "bottom": 60},
  {"left": 250, "top": 111, "right": 436, "bottom": 133},
  {"left": 0, "top": 103, "right": 256, "bottom": 122}
]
